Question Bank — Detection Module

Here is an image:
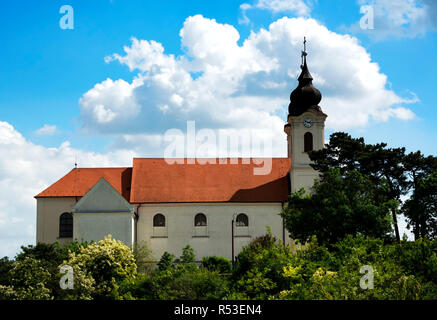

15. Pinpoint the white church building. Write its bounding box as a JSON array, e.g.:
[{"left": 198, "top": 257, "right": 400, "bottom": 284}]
[{"left": 35, "top": 48, "right": 327, "bottom": 261}]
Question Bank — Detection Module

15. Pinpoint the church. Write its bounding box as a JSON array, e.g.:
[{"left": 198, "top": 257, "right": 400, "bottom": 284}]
[{"left": 35, "top": 45, "right": 327, "bottom": 261}]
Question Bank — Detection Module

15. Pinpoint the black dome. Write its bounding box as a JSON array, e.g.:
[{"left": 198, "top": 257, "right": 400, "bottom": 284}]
[{"left": 288, "top": 58, "right": 323, "bottom": 117}]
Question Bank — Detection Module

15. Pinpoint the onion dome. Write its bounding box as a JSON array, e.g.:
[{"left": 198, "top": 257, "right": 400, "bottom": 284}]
[{"left": 288, "top": 38, "right": 324, "bottom": 117}]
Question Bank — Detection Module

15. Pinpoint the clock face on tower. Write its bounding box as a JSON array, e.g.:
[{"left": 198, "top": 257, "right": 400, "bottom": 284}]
[{"left": 304, "top": 118, "right": 313, "bottom": 128}]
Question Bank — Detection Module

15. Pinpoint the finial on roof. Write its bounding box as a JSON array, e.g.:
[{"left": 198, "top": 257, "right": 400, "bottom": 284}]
[
  {"left": 301, "top": 36, "right": 307, "bottom": 68},
  {"left": 74, "top": 155, "right": 77, "bottom": 169},
  {"left": 288, "top": 37, "right": 324, "bottom": 117}
]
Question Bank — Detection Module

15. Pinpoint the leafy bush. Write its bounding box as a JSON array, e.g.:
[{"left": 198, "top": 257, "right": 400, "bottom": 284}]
[
  {"left": 0, "top": 257, "right": 14, "bottom": 286},
  {"left": 232, "top": 230, "right": 294, "bottom": 299},
  {"left": 0, "top": 257, "right": 52, "bottom": 300},
  {"left": 132, "top": 241, "right": 154, "bottom": 274},
  {"left": 2, "top": 235, "right": 436, "bottom": 300},
  {"left": 64, "top": 235, "right": 137, "bottom": 299},
  {"left": 278, "top": 235, "right": 428, "bottom": 300},
  {"left": 120, "top": 247, "right": 230, "bottom": 300},
  {"left": 201, "top": 256, "right": 231, "bottom": 274}
]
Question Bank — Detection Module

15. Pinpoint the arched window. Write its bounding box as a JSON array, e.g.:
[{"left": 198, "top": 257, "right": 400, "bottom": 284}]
[
  {"left": 59, "top": 212, "right": 73, "bottom": 238},
  {"left": 194, "top": 213, "right": 207, "bottom": 226},
  {"left": 153, "top": 214, "right": 166, "bottom": 227},
  {"left": 236, "top": 213, "right": 249, "bottom": 227},
  {"left": 304, "top": 132, "right": 313, "bottom": 153}
]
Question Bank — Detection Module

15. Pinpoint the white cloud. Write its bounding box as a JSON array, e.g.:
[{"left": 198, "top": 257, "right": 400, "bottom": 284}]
[
  {"left": 0, "top": 121, "right": 135, "bottom": 258},
  {"left": 350, "top": 0, "right": 436, "bottom": 39},
  {"left": 254, "top": 0, "right": 310, "bottom": 14},
  {"left": 79, "top": 78, "right": 142, "bottom": 132},
  {"left": 35, "top": 124, "right": 57, "bottom": 136},
  {"left": 244, "top": 0, "right": 310, "bottom": 17},
  {"left": 240, "top": 0, "right": 311, "bottom": 24},
  {"left": 79, "top": 15, "right": 417, "bottom": 139}
]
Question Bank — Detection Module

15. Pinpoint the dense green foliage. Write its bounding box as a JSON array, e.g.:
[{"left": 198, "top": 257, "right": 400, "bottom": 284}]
[
  {"left": 63, "top": 235, "right": 137, "bottom": 299},
  {"left": 1, "top": 233, "right": 436, "bottom": 300},
  {"left": 402, "top": 171, "right": 437, "bottom": 240},
  {"left": 231, "top": 232, "right": 437, "bottom": 300},
  {"left": 297, "top": 132, "right": 437, "bottom": 242},
  {"left": 282, "top": 168, "right": 394, "bottom": 246},
  {"left": 201, "top": 256, "right": 232, "bottom": 274},
  {"left": 119, "top": 246, "right": 230, "bottom": 300}
]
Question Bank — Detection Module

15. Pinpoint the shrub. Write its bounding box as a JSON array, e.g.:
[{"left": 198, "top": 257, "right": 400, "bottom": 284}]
[
  {"left": 0, "top": 257, "right": 53, "bottom": 300},
  {"left": 64, "top": 235, "right": 137, "bottom": 299},
  {"left": 201, "top": 256, "right": 231, "bottom": 274},
  {"left": 132, "top": 241, "right": 154, "bottom": 274},
  {"left": 232, "top": 230, "right": 294, "bottom": 299},
  {"left": 157, "top": 252, "right": 175, "bottom": 271}
]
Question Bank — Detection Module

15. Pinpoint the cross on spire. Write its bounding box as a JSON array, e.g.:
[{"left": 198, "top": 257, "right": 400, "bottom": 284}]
[{"left": 301, "top": 36, "right": 308, "bottom": 68}]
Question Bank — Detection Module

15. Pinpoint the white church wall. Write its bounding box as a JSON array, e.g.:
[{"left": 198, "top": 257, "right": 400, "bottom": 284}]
[
  {"left": 286, "top": 110, "right": 326, "bottom": 193},
  {"left": 137, "top": 202, "right": 287, "bottom": 262},
  {"left": 70, "top": 178, "right": 135, "bottom": 247},
  {"left": 290, "top": 167, "right": 321, "bottom": 194},
  {"left": 36, "top": 197, "right": 78, "bottom": 245},
  {"left": 73, "top": 212, "right": 134, "bottom": 247}
]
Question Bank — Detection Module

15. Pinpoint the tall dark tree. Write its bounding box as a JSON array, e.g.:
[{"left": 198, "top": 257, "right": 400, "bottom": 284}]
[
  {"left": 309, "top": 132, "right": 408, "bottom": 242},
  {"left": 402, "top": 152, "right": 437, "bottom": 239},
  {"left": 309, "top": 132, "right": 366, "bottom": 174},
  {"left": 402, "top": 171, "right": 437, "bottom": 239},
  {"left": 281, "top": 168, "right": 394, "bottom": 246},
  {"left": 359, "top": 144, "right": 408, "bottom": 242}
]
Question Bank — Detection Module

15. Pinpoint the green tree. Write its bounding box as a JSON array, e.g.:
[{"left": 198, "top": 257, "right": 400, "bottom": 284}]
[
  {"left": 64, "top": 235, "right": 137, "bottom": 299},
  {"left": 281, "top": 168, "right": 394, "bottom": 246},
  {"left": 201, "top": 256, "right": 232, "bottom": 274},
  {"left": 178, "top": 245, "right": 196, "bottom": 265},
  {"left": 309, "top": 132, "right": 411, "bottom": 242},
  {"left": 279, "top": 235, "right": 425, "bottom": 300},
  {"left": 403, "top": 171, "right": 437, "bottom": 239},
  {"left": 232, "top": 230, "right": 294, "bottom": 299},
  {"left": 0, "top": 257, "right": 14, "bottom": 286},
  {"left": 360, "top": 144, "right": 408, "bottom": 242},
  {"left": 157, "top": 252, "right": 175, "bottom": 271},
  {"left": 0, "top": 257, "right": 52, "bottom": 300},
  {"left": 132, "top": 241, "right": 154, "bottom": 274}
]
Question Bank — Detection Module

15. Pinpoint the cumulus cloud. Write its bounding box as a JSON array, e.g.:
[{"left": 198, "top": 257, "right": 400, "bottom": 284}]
[
  {"left": 349, "top": 0, "right": 437, "bottom": 39},
  {"left": 80, "top": 78, "right": 142, "bottom": 132},
  {"left": 0, "top": 121, "right": 135, "bottom": 258},
  {"left": 240, "top": 0, "right": 311, "bottom": 24},
  {"left": 35, "top": 124, "right": 57, "bottom": 136},
  {"left": 79, "top": 15, "right": 417, "bottom": 139}
]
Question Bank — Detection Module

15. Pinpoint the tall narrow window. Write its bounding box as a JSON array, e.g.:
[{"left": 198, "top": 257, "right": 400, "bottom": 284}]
[
  {"left": 236, "top": 213, "right": 249, "bottom": 227},
  {"left": 59, "top": 212, "right": 73, "bottom": 238},
  {"left": 153, "top": 214, "right": 166, "bottom": 227},
  {"left": 304, "top": 132, "right": 313, "bottom": 153},
  {"left": 194, "top": 213, "right": 207, "bottom": 226}
]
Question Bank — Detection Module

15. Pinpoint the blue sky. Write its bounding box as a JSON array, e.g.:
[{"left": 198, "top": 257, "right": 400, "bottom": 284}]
[{"left": 0, "top": 0, "right": 436, "bottom": 257}]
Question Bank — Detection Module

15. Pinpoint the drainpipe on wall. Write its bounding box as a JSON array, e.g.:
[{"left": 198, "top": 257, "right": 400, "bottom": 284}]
[
  {"left": 134, "top": 204, "right": 141, "bottom": 247},
  {"left": 231, "top": 217, "right": 235, "bottom": 267},
  {"left": 231, "top": 213, "right": 237, "bottom": 267}
]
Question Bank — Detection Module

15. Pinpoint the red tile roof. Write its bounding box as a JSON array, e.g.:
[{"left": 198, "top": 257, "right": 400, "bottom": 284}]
[
  {"left": 130, "top": 158, "right": 290, "bottom": 203},
  {"left": 35, "top": 168, "right": 132, "bottom": 201},
  {"left": 35, "top": 158, "right": 291, "bottom": 203}
]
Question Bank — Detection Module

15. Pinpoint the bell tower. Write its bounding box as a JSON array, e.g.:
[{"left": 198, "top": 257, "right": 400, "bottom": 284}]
[{"left": 284, "top": 38, "right": 327, "bottom": 193}]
